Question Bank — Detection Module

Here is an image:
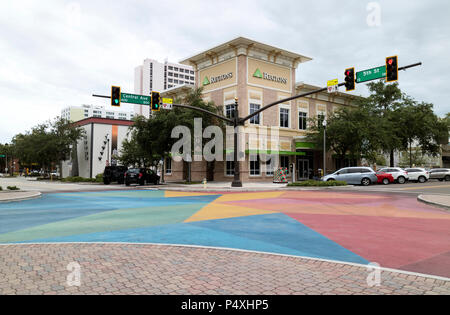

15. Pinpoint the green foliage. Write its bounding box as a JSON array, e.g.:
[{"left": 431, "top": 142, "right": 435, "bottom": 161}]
[
  {"left": 7, "top": 186, "right": 20, "bottom": 190},
  {"left": 95, "top": 173, "right": 103, "bottom": 183},
  {"left": 306, "top": 81, "right": 448, "bottom": 167},
  {"left": 119, "top": 87, "right": 225, "bottom": 168},
  {"left": 287, "top": 180, "right": 347, "bottom": 187},
  {"left": 61, "top": 176, "right": 97, "bottom": 183},
  {"left": 0, "top": 186, "right": 2, "bottom": 191},
  {"left": 11, "top": 117, "right": 84, "bottom": 171}
]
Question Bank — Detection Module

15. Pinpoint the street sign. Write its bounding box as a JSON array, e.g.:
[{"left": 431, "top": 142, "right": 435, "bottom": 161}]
[
  {"left": 162, "top": 98, "right": 173, "bottom": 110},
  {"left": 356, "top": 66, "right": 386, "bottom": 83},
  {"left": 327, "top": 79, "right": 338, "bottom": 86},
  {"left": 327, "top": 85, "right": 338, "bottom": 93},
  {"left": 120, "top": 93, "right": 151, "bottom": 105},
  {"left": 0, "top": 155, "right": 5, "bottom": 158},
  {"left": 327, "top": 79, "right": 338, "bottom": 93}
]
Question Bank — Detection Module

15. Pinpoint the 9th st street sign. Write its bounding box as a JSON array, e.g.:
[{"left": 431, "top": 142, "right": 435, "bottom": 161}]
[{"left": 356, "top": 65, "right": 386, "bottom": 83}]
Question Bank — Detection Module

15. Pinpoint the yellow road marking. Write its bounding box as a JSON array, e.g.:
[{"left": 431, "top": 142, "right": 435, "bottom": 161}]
[{"left": 397, "top": 184, "right": 450, "bottom": 190}]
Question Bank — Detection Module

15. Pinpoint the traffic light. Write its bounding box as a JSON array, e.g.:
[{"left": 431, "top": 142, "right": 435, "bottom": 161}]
[
  {"left": 111, "top": 86, "right": 121, "bottom": 106},
  {"left": 386, "top": 56, "right": 398, "bottom": 82},
  {"left": 151, "top": 91, "right": 160, "bottom": 111},
  {"left": 344, "top": 68, "right": 355, "bottom": 91}
]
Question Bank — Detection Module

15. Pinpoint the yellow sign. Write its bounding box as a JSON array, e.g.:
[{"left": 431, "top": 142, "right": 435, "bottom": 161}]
[
  {"left": 327, "top": 79, "right": 338, "bottom": 86},
  {"left": 162, "top": 98, "right": 173, "bottom": 104}
]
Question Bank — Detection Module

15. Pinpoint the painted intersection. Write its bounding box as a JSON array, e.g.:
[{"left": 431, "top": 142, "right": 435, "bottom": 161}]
[{"left": 0, "top": 190, "right": 449, "bottom": 277}]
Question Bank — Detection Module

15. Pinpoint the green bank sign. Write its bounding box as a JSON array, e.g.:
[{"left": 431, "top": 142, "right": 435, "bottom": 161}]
[
  {"left": 253, "top": 68, "right": 287, "bottom": 84},
  {"left": 202, "top": 72, "right": 233, "bottom": 86}
]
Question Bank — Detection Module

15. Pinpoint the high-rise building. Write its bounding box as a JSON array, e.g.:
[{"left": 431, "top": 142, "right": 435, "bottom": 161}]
[
  {"left": 134, "top": 59, "right": 195, "bottom": 117},
  {"left": 61, "top": 104, "right": 134, "bottom": 122}
]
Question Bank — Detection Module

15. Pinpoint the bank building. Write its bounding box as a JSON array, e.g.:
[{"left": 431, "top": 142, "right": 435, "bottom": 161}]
[{"left": 158, "top": 37, "right": 359, "bottom": 183}]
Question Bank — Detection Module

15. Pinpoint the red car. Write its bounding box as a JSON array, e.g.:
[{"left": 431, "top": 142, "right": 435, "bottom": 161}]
[{"left": 376, "top": 172, "right": 395, "bottom": 185}]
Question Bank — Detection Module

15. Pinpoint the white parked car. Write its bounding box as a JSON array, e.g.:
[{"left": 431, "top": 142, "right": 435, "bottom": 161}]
[
  {"left": 404, "top": 168, "right": 429, "bottom": 183},
  {"left": 429, "top": 169, "right": 450, "bottom": 182},
  {"left": 378, "top": 167, "right": 409, "bottom": 184}
]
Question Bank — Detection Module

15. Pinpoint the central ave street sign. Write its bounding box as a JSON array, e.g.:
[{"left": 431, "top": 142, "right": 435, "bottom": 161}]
[
  {"left": 356, "top": 65, "right": 386, "bottom": 83},
  {"left": 120, "top": 93, "right": 151, "bottom": 105}
]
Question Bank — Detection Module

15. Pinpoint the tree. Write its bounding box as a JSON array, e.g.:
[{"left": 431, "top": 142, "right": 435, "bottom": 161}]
[
  {"left": 120, "top": 87, "right": 225, "bottom": 181},
  {"left": 396, "top": 99, "right": 448, "bottom": 167},
  {"left": 12, "top": 117, "right": 84, "bottom": 173},
  {"left": 306, "top": 105, "right": 380, "bottom": 167}
]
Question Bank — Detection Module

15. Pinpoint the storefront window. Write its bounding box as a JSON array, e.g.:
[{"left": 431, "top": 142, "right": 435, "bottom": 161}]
[
  {"left": 250, "top": 155, "right": 260, "bottom": 176},
  {"left": 226, "top": 161, "right": 234, "bottom": 176},
  {"left": 165, "top": 158, "right": 172, "bottom": 174}
]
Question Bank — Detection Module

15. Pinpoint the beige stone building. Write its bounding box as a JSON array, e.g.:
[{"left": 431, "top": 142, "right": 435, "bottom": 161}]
[{"left": 161, "top": 37, "right": 359, "bottom": 183}]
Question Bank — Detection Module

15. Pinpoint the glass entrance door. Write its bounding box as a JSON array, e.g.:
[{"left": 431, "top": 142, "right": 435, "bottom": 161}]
[{"left": 297, "top": 159, "right": 309, "bottom": 180}]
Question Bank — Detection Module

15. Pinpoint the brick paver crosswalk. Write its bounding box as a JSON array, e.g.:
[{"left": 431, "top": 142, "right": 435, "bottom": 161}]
[{"left": 0, "top": 244, "right": 448, "bottom": 295}]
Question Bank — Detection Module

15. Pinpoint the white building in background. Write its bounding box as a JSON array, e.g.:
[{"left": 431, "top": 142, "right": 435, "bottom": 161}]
[
  {"left": 134, "top": 59, "right": 195, "bottom": 117},
  {"left": 61, "top": 104, "right": 134, "bottom": 122}
]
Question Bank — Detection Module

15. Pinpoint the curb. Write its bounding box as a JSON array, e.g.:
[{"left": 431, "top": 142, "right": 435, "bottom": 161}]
[
  {"left": 0, "top": 191, "right": 42, "bottom": 203},
  {"left": 417, "top": 195, "right": 450, "bottom": 211},
  {"left": 160, "top": 185, "right": 354, "bottom": 193}
]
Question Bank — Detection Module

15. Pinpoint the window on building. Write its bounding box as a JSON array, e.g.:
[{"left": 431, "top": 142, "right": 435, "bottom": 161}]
[
  {"left": 179, "top": 68, "right": 184, "bottom": 73},
  {"left": 190, "top": 76, "right": 194, "bottom": 81},
  {"left": 226, "top": 161, "right": 234, "bottom": 176},
  {"left": 299, "top": 111, "right": 307, "bottom": 130},
  {"left": 174, "top": 67, "right": 179, "bottom": 71},
  {"left": 225, "top": 104, "right": 235, "bottom": 119},
  {"left": 168, "top": 66, "right": 173, "bottom": 70},
  {"left": 179, "top": 74, "right": 184, "bottom": 79},
  {"left": 165, "top": 158, "right": 172, "bottom": 174},
  {"left": 190, "top": 70, "right": 194, "bottom": 74},
  {"left": 174, "top": 80, "right": 179, "bottom": 84},
  {"left": 174, "top": 73, "right": 178, "bottom": 78},
  {"left": 168, "top": 78, "right": 173, "bottom": 83},
  {"left": 280, "top": 108, "right": 289, "bottom": 128},
  {"left": 168, "top": 85, "right": 173, "bottom": 88},
  {"left": 280, "top": 156, "right": 290, "bottom": 175},
  {"left": 250, "top": 155, "right": 260, "bottom": 176},
  {"left": 249, "top": 103, "right": 261, "bottom": 124},
  {"left": 179, "top": 80, "right": 184, "bottom": 84}
]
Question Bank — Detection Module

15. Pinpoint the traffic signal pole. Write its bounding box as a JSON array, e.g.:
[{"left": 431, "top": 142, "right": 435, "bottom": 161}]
[{"left": 92, "top": 61, "right": 421, "bottom": 187}]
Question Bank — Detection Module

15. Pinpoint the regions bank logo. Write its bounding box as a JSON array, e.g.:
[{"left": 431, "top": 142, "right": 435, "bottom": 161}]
[
  {"left": 202, "top": 72, "right": 233, "bottom": 86},
  {"left": 253, "top": 68, "right": 287, "bottom": 84}
]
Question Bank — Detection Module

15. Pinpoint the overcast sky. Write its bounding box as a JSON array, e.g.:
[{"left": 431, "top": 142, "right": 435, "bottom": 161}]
[{"left": 1, "top": 0, "right": 449, "bottom": 143}]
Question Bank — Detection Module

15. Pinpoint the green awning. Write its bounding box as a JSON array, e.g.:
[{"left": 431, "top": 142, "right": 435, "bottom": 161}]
[{"left": 295, "top": 142, "right": 316, "bottom": 149}]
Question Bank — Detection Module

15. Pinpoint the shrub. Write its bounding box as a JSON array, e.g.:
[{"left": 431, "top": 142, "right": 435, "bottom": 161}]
[
  {"left": 61, "top": 176, "right": 97, "bottom": 183},
  {"left": 7, "top": 186, "right": 20, "bottom": 190},
  {"left": 95, "top": 173, "right": 103, "bottom": 183},
  {"left": 287, "top": 180, "right": 347, "bottom": 187},
  {"left": 0, "top": 186, "right": 2, "bottom": 191}
]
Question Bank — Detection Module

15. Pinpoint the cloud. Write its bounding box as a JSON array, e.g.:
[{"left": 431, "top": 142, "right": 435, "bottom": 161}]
[{"left": 0, "top": 0, "right": 449, "bottom": 144}]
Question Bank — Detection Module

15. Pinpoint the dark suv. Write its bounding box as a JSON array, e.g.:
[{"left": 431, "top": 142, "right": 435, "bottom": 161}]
[
  {"left": 103, "top": 166, "right": 128, "bottom": 185},
  {"left": 125, "top": 168, "right": 160, "bottom": 186}
]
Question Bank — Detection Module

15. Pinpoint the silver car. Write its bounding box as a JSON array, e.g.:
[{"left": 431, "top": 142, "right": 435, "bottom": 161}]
[
  {"left": 429, "top": 168, "right": 450, "bottom": 181},
  {"left": 322, "top": 167, "right": 378, "bottom": 186}
]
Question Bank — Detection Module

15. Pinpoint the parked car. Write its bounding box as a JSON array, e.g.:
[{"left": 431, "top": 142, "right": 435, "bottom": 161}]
[
  {"left": 377, "top": 167, "right": 409, "bottom": 184},
  {"left": 103, "top": 166, "right": 128, "bottom": 185},
  {"left": 321, "top": 167, "right": 378, "bottom": 186},
  {"left": 124, "top": 168, "right": 160, "bottom": 186},
  {"left": 429, "top": 168, "right": 450, "bottom": 182},
  {"left": 50, "top": 171, "right": 60, "bottom": 177},
  {"left": 376, "top": 171, "right": 395, "bottom": 185},
  {"left": 404, "top": 168, "right": 429, "bottom": 183}
]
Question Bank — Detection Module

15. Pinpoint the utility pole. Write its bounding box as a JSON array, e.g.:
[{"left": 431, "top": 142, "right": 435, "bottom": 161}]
[{"left": 232, "top": 98, "right": 242, "bottom": 187}]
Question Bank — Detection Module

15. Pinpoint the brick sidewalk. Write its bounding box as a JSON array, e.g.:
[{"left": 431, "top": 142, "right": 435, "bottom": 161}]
[{"left": 0, "top": 244, "right": 448, "bottom": 295}]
